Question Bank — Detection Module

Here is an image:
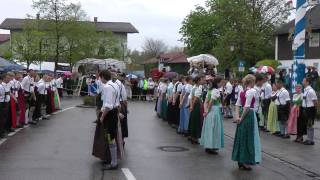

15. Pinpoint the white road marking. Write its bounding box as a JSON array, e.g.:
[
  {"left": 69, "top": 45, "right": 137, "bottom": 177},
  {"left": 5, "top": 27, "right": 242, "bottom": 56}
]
[
  {"left": 122, "top": 168, "right": 137, "bottom": 180},
  {"left": 0, "top": 138, "right": 7, "bottom": 145},
  {"left": 8, "top": 128, "right": 23, "bottom": 137},
  {"left": 52, "top": 106, "right": 75, "bottom": 114}
]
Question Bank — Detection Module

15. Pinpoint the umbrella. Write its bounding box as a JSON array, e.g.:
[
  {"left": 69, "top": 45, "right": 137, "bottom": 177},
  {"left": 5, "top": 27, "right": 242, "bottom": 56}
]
[
  {"left": 187, "top": 54, "right": 219, "bottom": 66},
  {"left": 63, "top": 71, "right": 72, "bottom": 76},
  {"left": 249, "top": 67, "right": 257, "bottom": 73},
  {"left": 126, "top": 74, "right": 138, "bottom": 79},
  {"left": 163, "top": 72, "right": 177, "bottom": 79},
  {"left": 257, "top": 66, "right": 275, "bottom": 74}
]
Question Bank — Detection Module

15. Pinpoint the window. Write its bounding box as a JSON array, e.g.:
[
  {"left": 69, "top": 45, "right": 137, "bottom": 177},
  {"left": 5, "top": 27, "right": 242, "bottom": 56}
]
[{"left": 309, "top": 33, "right": 320, "bottom": 47}]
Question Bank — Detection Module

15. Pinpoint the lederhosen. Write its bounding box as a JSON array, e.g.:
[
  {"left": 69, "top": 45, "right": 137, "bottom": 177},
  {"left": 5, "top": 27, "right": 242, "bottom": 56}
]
[
  {"left": 34, "top": 83, "right": 45, "bottom": 120},
  {"left": 0, "top": 84, "right": 9, "bottom": 135},
  {"left": 46, "top": 85, "right": 53, "bottom": 115},
  {"left": 103, "top": 83, "right": 119, "bottom": 142},
  {"left": 261, "top": 87, "right": 271, "bottom": 120},
  {"left": 276, "top": 89, "right": 290, "bottom": 122},
  {"left": 302, "top": 90, "right": 316, "bottom": 128},
  {"left": 24, "top": 77, "right": 34, "bottom": 108}
]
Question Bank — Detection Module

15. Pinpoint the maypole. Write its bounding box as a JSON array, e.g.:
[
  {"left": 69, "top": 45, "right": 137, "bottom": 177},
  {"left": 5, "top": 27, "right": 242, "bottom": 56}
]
[{"left": 292, "top": 0, "right": 307, "bottom": 92}]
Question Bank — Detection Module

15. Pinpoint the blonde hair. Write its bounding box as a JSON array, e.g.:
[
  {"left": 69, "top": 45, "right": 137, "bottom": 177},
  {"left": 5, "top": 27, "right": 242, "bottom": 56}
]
[{"left": 242, "top": 74, "right": 256, "bottom": 86}]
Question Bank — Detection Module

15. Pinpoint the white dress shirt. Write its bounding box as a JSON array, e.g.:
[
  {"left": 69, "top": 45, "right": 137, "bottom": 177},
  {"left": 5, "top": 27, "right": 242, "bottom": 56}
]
[
  {"left": 55, "top": 77, "right": 63, "bottom": 88},
  {"left": 114, "top": 79, "right": 127, "bottom": 102},
  {"left": 302, "top": 85, "right": 317, "bottom": 107},
  {"left": 101, "top": 80, "right": 120, "bottom": 110},
  {"left": 234, "top": 85, "right": 243, "bottom": 99},
  {"left": 0, "top": 83, "right": 6, "bottom": 102},
  {"left": 224, "top": 81, "right": 233, "bottom": 95},
  {"left": 194, "top": 85, "right": 203, "bottom": 98},
  {"left": 1, "top": 82, "right": 10, "bottom": 102},
  {"left": 261, "top": 82, "right": 272, "bottom": 99},
  {"left": 21, "top": 75, "right": 34, "bottom": 93},
  {"left": 37, "top": 79, "right": 46, "bottom": 95},
  {"left": 275, "top": 87, "right": 290, "bottom": 105}
]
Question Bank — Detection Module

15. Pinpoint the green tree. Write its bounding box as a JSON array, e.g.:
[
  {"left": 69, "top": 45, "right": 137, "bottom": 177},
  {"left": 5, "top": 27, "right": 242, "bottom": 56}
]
[
  {"left": 32, "top": 0, "right": 76, "bottom": 73},
  {"left": 11, "top": 18, "right": 46, "bottom": 69},
  {"left": 180, "top": 0, "right": 290, "bottom": 69}
]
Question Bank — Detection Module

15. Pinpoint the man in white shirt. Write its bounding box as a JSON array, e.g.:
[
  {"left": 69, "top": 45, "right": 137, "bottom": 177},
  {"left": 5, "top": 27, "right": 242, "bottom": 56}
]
[
  {"left": 55, "top": 75, "right": 64, "bottom": 98},
  {"left": 261, "top": 76, "right": 272, "bottom": 130},
  {"left": 0, "top": 74, "right": 10, "bottom": 138},
  {"left": 302, "top": 77, "right": 318, "bottom": 145},
  {"left": 114, "top": 73, "right": 129, "bottom": 139},
  {"left": 224, "top": 79, "right": 233, "bottom": 118},
  {"left": 21, "top": 70, "right": 36, "bottom": 125},
  {"left": 97, "top": 70, "right": 120, "bottom": 170},
  {"left": 33, "top": 75, "right": 47, "bottom": 122},
  {"left": 275, "top": 80, "right": 291, "bottom": 138}
]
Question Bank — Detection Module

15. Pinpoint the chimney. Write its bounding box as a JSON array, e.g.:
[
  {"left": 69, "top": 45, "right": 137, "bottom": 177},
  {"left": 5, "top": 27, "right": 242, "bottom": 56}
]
[
  {"left": 94, "top": 17, "right": 98, "bottom": 23},
  {"left": 36, "top": 13, "right": 40, "bottom": 20}
]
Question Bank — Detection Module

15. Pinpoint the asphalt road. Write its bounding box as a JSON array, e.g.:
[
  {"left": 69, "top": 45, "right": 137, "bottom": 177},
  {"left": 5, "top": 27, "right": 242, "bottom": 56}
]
[{"left": 0, "top": 98, "right": 319, "bottom": 180}]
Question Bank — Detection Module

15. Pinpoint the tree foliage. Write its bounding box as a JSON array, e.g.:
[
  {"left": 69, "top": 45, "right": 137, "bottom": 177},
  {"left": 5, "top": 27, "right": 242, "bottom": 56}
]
[
  {"left": 180, "top": 0, "right": 290, "bottom": 69},
  {"left": 12, "top": 0, "right": 121, "bottom": 71},
  {"left": 142, "top": 38, "right": 168, "bottom": 58}
]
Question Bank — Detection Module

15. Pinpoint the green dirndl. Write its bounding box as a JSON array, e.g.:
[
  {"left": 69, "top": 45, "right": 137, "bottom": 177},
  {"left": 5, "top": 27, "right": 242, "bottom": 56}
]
[
  {"left": 189, "top": 99, "right": 202, "bottom": 139},
  {"left": 267, "top": 101, "right": 280, "bottom": 133},
  {"left": 161, "top": 97, "right": 168, "bottom": 121},
  {"left": 232, "top": 108, "right": 261, "bottom": 164}
]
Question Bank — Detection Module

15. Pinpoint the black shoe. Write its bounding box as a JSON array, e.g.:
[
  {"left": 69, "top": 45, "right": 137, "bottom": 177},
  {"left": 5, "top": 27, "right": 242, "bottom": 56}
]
[
  {"left": 29, "top": 121, "right": 37, "bottom": 125},
  {"left": 303, "top": 140, "right": 315, "bottom": 145},
  {"left": 102, "top": 164, "right": 118, "bottom": 170},
  {"left": 8, "top": 128, "right": 15, "bottom": 133},
  {"left": 282, "top": 135, "right": 290, "bottom": 139},
  {"left": 207, "top": 149, "right": 218, "bottom": 155}
]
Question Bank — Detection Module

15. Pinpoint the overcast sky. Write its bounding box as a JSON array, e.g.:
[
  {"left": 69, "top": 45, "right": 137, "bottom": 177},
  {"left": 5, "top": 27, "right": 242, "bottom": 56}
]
[{"left": 0, "top": 0, "right": 206, "bottom": 51}]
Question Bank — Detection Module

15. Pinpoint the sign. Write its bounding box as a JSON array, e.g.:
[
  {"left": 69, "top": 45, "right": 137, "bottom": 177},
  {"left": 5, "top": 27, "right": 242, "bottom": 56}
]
[
  {"left": 238, "top": 60, "right": 245, "bottom": 72},
  {"left": 309, "top": 33, "right": 320, "bottom": 47},
  {"left": 238, "top": 67, "right": 245, "bottom": 72}
]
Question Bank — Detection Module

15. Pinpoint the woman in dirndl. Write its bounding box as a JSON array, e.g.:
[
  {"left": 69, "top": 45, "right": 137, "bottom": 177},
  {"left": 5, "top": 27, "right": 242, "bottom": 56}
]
[
  {"left": 166, "top": 79, "right": 175, "bottom": 125},
  {"left": 160, "top": 79, "right": 168, "bottom": 121},
  {"left": 200, "top": 76, "right": 224, "bottom": 154},
  {"left": 232, "top": 74, "right": 261, "bottom": 171},
  {"left": 178, "top": 77, "right": 193, "bottom": 135},
  {"left": 287, "top": 85, "right": 303, "bottom": 141},
  {"left": 188, "top": 76, "right": 203, "bottom": 144},
  {"left": 267, "top": 84, "right": 280, "bottom": 134}
]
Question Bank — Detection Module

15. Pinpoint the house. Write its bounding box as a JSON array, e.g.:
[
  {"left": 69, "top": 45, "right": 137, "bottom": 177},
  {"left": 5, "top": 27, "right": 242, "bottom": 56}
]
[
  {"left": 0, "top": 34, "right": 10, "bottom": 57},
  {"left": 274, "top": 5, "right": 320, "bottom": 70},
  {"left": 143, "top": 52, "right": 189, "bottom": 75},
  {"left": 0, "top": 17, "right": 138, "bottom": 61}
]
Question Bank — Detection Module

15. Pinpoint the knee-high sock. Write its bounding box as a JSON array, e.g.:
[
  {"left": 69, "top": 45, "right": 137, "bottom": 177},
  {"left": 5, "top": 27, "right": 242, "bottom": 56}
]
[
  {"left": 25, "top": 109, "right": 29, "bottom": 124},
  {"left": 280, "top": 123, "right": 285, "bottom": 135},
  {"left": 109, "top": 144, "right": 117, "bottom": 166},
  {"left": 307, "top": 128, "right": 314, "bottom": 142}
]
